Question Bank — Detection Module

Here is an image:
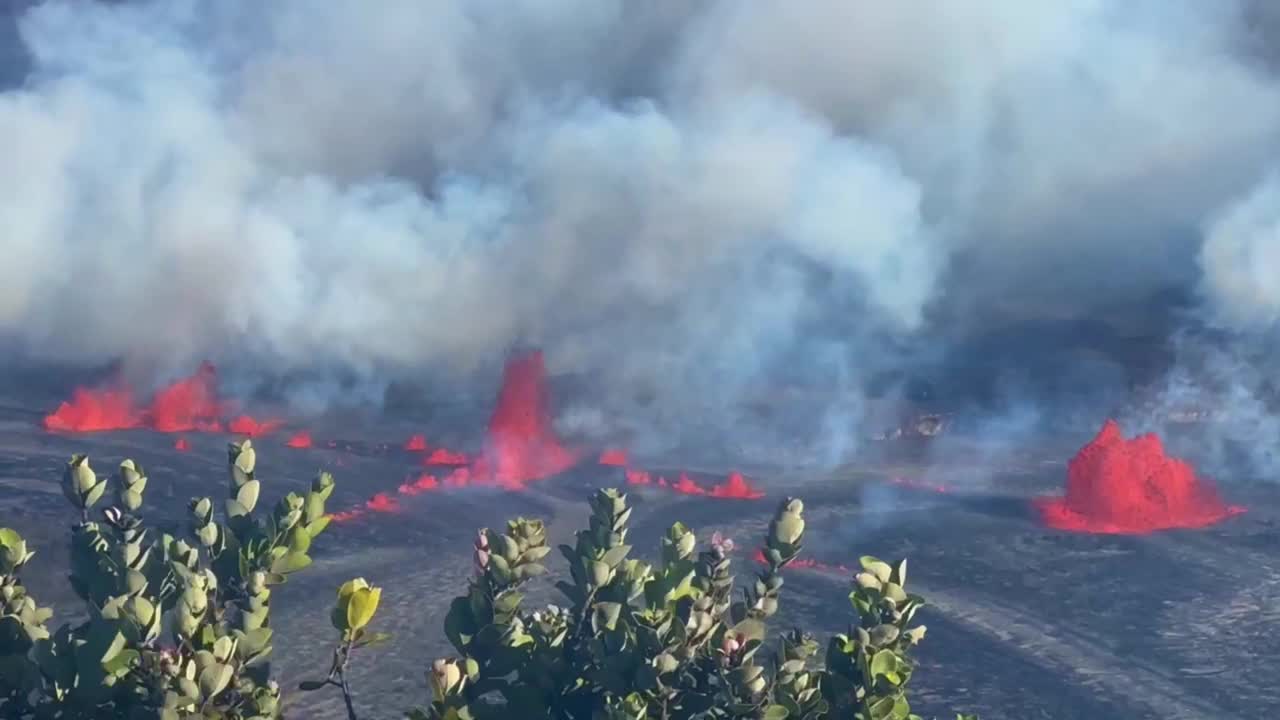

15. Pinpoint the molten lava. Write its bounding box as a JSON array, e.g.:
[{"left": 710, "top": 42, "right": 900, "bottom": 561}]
[
  {"left": 474, "top": 351, "right": 579, "bottom": 485},
  {"left": 599, "top": 448, "right": 629, "bottom": 466},
  {"left": 147, "top": 364, "right": 224, "bottom": 432},
  {"left": 227, "top": 415, "right": 282, "bottom": 437},
  {"left": 672, "top": 473, "right": 707, "bottom": 496},
  {"left": 285, "top": 431, "right": 313, "bottom": 448},
  {"left": 404, "top": 434, "right": 428, "bottom": 451},
  {"left": 1033, "top": 419, "right": 1245, "bottom": 534},
  {"left": 398, "top": 473, "right": 440, "bottom": 496},
  {"left": 174, "top": 437, "right": 190, "bottom": 452},
  {"left": 710, "top": 472, "right": 765, "bottom": 499},
  {"left": 43, "top": 386, "right": 140, "bottom": 432},
  {"left": 423, "top": 448, "right": 468, "bottom": 466},
  {"left": 44, "top": 363, "right": 239, "bottom": 434}
]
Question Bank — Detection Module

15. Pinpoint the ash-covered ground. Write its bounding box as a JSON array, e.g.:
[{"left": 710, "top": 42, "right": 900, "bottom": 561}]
[{"left": 2, "top": 366, "right": 1278, "bottom": 720}]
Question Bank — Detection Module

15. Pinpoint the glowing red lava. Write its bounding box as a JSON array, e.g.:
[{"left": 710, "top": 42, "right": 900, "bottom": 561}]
[
  {"left": 285, "top": 431, "right": 313, "bottom": 449},
  {"left": 672, "top": 473, "right": 707, "bottom": 496},
  {"left": 227, "top": 415, "right": 283, "bottom": 437},
  {"left": 174, "top": 437, "right": 190, "bottom": 452},
  {"left": 398, "top": 473, "right": 440, "bottom": 496},
  {"left": 147, "top": 364, "right": 224, "bottom": 432},
  {"left": 710, "top": 472, "right": 765, "bottom": 499},
  {"left": 474, "top": 351, "right": 579, "bottom": 485},
  {"left": 599, "top": 448, "right": 629, "bottom": 466},
  {"left": 1033, "top": 419, "right": 1245, "bottom": 535},
  {"left": 366, "top": 493, "right": 400, "bottom": 513},
  {"left": 44, "top": 363, "right": 233, "bottom": 433},
  {"left": 329, "top": 492, "right": 403, "bottom": 523},
  {"left": 43, "top": 386, "right": 140, "bottom": 432},
  {"left": 423, "top": 448, "right": 468, "bottom": 466},
  {"left": 404, "top": 434, "right": 428, "bottom": 452}
]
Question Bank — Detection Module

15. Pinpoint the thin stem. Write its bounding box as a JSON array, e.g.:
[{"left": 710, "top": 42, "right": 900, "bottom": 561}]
[
  {"left": 334, "top": 639, "right": 358, "bottom": 720},
  {"left": 339, "top": 670, "right": 357, "bottom": 720}
]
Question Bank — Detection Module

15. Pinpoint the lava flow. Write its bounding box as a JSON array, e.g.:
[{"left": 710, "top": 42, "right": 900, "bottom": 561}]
[
  {"left": 404, "top": 434, "right": 428, "bottom": 451},
  {"left": 1033, "top": 419, "right": 1245, "bottom": 534},
  {"left": 624, "top": 468, "right": 764, "bottom": 499}
]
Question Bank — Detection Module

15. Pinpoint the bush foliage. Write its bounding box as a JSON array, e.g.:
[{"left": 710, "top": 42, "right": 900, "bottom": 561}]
[{"left": 0, "top": 445, "right": 976, "bottom": 720}]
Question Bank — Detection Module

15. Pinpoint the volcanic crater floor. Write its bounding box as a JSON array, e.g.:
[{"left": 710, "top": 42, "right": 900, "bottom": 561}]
[{"left": 1, "top": 406, "right": 1277, "bottom": 720}]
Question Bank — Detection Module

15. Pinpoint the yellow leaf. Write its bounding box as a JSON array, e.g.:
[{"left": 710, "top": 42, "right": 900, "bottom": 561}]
[{"left": 346, "top": 586, "right": 381, "bottom": 632}]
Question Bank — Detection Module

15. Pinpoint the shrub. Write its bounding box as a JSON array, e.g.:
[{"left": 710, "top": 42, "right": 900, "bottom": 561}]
[
  {"left": 413, "top": 488, "right": 978, "bottom": 720},
  {"left": 0, "top": 441, "right": 373, "bottom": 720},
  {"left": 1, "top": 445, "right": 975, "bottom": 720}
]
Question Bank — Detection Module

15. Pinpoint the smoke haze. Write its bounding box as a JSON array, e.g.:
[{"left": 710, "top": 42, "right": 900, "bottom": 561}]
[{"left": 2, "top": 1, "right": 1279, "bottom": 471}]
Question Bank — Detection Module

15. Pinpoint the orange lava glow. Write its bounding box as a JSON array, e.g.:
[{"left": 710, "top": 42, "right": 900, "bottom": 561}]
[
  {"left": 42, "top": 363, "right": 280, "bottom": 436},
  {"left": 227, "top": 415, "right": 283, "bottom": 437},
  {"left": 423, "top": 448, "right": 469, "bottom": 466},
  {"left": 285, "top": 431, "right": 313, "bottom": 448},
  {"left": 598, "top": 448, "right": 629, "bottom": 466},
  {"left": 404, "top": 434, "right": 428, "bottom": 451}
]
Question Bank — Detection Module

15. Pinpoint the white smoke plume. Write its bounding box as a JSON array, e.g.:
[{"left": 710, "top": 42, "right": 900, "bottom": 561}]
[{"left": 2, "top": 0, "right": 1279, "bottom": 459}]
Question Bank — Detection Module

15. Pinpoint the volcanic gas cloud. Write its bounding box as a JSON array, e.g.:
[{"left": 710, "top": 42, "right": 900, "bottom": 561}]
[
  {"left": 1033, "top": 420, "right": 1245, "bottom": 534},
  {"left": 44, "top": 363, "right": 279, "bottom": 436}
]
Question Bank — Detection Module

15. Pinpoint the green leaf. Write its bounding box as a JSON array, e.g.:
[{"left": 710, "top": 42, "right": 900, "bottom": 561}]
[
  {"left": 99, "top": 630, "right": 127, "bottom": 665},
  {"left": 869, "top": 649, "right": 899, "bottom": 680},
  {"left": 288, "top": 526, "right": 312, "bottom": 554},
  {"left": 271, "top": 551, "right": 312, "bottom": 574},
  {"left": 198, "top": 663, "right": 233, "bottom": 698},
  {"left": 593, "top": 602, "right": 623, "bottom": 632},
  {"left": 763, "top": 706, "right": 790, "bottom": 720},
  {"left": 733, "top": 618, "right": 767, "bottom": 643},
  {"left": 772, "top": 514, "right": 804, "bottom": 546},
  {"left": 102, "top": 648, "right": 139, "bottom": 675},
  {"left": 346, "top": 586, "right": 381, "bottom": 632},
  {"left": 859, "top": 556, "right": 892, "bottom": 584},
  {"left": 305, "top": 516, "right": 331, "bottom": 537},
  {"left": 354, "top": 631, "right": 392, "bottom": 649},
  {"left": 601, "top": 545, "right": 631, "bottom": 568}
]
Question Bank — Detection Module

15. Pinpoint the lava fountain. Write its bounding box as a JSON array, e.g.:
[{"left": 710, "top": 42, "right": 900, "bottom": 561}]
[
  {"left": 472, "top": 351, "right": 579, "bottom": 486},
  {"left": 1033, "top": 419, "right": 1245, "bottom": 534}
]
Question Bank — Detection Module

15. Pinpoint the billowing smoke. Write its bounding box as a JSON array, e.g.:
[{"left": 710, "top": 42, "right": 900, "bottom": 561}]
[{"left": 2, "top": 1, "right": 1279, "bottom": 468}]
